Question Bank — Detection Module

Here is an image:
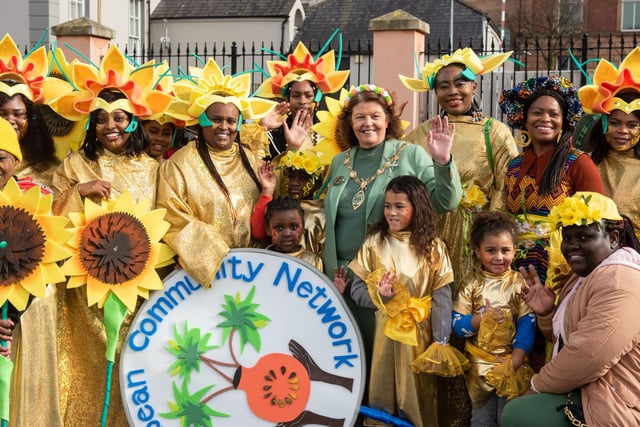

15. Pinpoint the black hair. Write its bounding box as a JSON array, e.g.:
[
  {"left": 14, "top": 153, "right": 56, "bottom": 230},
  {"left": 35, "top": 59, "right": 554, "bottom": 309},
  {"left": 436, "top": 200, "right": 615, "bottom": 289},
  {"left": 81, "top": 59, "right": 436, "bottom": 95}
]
[
  {"left": 469, "top": 210, "right": 518, "bottom": 252},
  {"left": 0, "top": 86, "right": 57, "bottom": 169},
  {"left": 603, "top": 215, "right": 640, "bottom": 253},
  {"left": 82, "top": 90, "right": 148, "bottom": 161},
  {"left": 523, "top": 89, "right": 575, "bottom": 195},
  {"left": 265, "top": 196, "right": 305, "bottom": 229}
]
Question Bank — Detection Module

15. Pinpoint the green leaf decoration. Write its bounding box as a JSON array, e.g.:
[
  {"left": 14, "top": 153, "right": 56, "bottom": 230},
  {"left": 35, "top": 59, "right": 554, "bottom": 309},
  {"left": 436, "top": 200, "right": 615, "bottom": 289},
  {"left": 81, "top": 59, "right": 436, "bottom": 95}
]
[
  {"left": 166, "top": 322, "right": 218, "bottom": 382},
  {"left": 216, "top": 286, "right": 270, "bottom": 353},
  {"left": 160, "top": 380, "right": 229, "bottom": 426}
]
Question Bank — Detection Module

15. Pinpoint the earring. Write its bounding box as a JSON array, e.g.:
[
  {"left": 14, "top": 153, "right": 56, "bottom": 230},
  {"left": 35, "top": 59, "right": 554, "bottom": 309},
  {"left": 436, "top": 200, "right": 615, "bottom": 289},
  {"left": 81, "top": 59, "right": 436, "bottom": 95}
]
[
  {"left": 516, "top": 129, "right": 531, "bottom": 147},
  {"left": 555, "top": 129, "right": 563, "bottom": 144}
]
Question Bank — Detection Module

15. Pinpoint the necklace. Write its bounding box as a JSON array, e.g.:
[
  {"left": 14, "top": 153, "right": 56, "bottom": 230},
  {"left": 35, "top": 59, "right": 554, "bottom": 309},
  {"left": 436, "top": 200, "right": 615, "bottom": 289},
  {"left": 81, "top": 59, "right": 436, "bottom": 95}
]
[{"left": 344, "top": 142, "right": 408, "bottom": 210}]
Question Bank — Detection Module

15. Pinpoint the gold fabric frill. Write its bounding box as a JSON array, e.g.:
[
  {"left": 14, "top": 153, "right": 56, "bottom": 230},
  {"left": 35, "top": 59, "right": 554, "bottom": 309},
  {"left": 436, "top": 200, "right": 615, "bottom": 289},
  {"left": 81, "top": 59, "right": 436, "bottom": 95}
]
[
  {"left": 50, "top": 149, "right": 159, "bottom": 216},
  {"left": 300, "top": 199, "right": 325, "bottom": 257},
  {"left": 157, "top": 142, "right": 261, "bottom": 287},
  {"left": 454, "top": 268, "right": 533, "bottom": 406},
  {"left": 267, "top": 244, "right": 323, "bottom": 271},
  {"left": 484, "top": 355, "right": 534, "bottom": 400},
  {"left": 406, "top": 115, "right": 518, "bottom": 297},
  {"left": 349, "top": 231, "right": 453, "bottom": 427},
  {"left": 239, "top": 122, "right": 269, "bottom": 158},
  {"left": 411, "top": 342, "right": 470, "bottom": 376},
  {"left": 598, "top": 149, "right": 640, "bottom": 239}
]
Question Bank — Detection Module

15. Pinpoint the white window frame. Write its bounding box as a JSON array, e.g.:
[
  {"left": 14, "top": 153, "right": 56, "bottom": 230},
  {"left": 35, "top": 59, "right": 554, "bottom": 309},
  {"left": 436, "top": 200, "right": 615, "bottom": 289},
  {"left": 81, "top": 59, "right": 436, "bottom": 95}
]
[
  {"left": 69, "top": 0, "right": 85, "bottom": 19},
  {"left": 623, "top": 0, "right": 640, "bottom": 31},
  {"left": 129, "top": 0, "right": 143, "bottom": 55}
]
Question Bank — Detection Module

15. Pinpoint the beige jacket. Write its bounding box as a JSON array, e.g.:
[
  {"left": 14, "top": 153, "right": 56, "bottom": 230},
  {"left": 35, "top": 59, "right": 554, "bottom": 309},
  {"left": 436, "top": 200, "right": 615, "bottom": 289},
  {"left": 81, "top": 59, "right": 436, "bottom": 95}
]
[{"left": 534, "top": 248, "right": 640, "bottom": 426}]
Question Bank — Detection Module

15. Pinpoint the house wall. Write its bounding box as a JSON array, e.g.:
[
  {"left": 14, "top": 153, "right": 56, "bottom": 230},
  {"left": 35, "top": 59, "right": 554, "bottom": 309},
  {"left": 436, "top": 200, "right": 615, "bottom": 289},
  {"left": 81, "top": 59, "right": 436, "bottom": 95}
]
[{"left": 0, "top": 0, "right": 30, "bottom": 44}]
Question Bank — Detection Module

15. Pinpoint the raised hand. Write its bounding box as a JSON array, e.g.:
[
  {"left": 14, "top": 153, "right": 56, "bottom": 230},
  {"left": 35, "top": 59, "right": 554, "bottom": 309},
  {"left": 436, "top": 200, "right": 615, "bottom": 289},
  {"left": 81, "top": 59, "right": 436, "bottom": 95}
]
[
  {"left": 258, "top": 161, "right": 277, "bottom": 197},
  {"left": 519, "top": 265, "right": 555, "bottom": 316},
  {"left": 259, "top": 101, "right": 289, "bottom": 131},
  {"left": 333, "top": 265, "right": 351, "bottom": 294},
  {"left": 389, "top": 90, "right": 408, "bottom": 117},
  {"left": 377, "top": 270, "right": 397, "bottom": 298},
  {"left": 426, "top": 115, "right": 455, "bottom": 165},
  {"left": 283, "top": 109, "right": 312, "bottom": 150}
]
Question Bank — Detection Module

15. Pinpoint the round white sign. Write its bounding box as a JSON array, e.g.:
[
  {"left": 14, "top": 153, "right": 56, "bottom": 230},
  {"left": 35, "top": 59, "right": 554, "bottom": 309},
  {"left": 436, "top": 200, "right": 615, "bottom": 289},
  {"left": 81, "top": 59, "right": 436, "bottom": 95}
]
[{"left": 120, "top": 249, "right": 365, "bottom": 426}]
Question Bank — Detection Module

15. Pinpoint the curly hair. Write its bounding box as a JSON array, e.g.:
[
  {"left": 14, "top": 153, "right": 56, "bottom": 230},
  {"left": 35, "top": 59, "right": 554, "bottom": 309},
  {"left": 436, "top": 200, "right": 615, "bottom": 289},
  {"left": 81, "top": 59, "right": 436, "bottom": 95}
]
[
  {"left": 469, "top": 211, "right": 517, "bottom": 253},
  {"left": 82, "top": 90, "right": 148, "bottom": 161},
  {"left": 590, "top": 91, "right": 640, "bottom": 164},
  {"left": 335, "top": 90, "right": 403, "bottom": 149},
  {"left": 369, "top": 175, "right": 439, "bottom": 262},
  {"left": 0, "top": 89, "right": 57, "bottom": 169},
  {"left": 265, "top": 196, "right": 305, "bottom": 230}
]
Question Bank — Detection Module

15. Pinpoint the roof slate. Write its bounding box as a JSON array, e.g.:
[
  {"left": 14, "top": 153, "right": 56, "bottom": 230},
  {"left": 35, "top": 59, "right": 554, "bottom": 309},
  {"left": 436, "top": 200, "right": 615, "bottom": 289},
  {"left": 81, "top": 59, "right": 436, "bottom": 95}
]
[
  {"left": 151, "top": 0, "right": 296, "bottom": 19},
  {"left": 296, "top": 0, "right": 489, "bottom": 50}
]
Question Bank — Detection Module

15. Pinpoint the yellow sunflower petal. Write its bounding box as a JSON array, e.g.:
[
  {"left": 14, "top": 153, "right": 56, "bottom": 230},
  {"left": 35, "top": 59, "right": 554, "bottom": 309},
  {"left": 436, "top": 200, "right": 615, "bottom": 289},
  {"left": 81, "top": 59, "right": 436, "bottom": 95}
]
[
  {"left": 61, "top": 254, "right": 88, "bottom": 277},
  {"left": 83, "top": 197, "right": 107, "bottom": 222},
  {"left": 39, "top": 262, "right": 67, "bottom": 285},
  {"left": 0, "top": 178, "right": 21, "bottom": 204},
  {"left": 67, "top": 274, "right": 88, "bottom": 289},
  {"left": 17, "top": 267, "right": 47, "bottom": 299},
  {"left": 7, "top": 286, "right": 30, "bottom": 311},
  {"left": 148, "top": 242, "right": 175, "bottom": 268},
  {"left": 67, "top": 211, "right": 86, "bottom": 228},
  {"left": 140, "top": 209, "right": 170, "bottom": 242},
  {"left": 43, "top": 238, "right": 73, "bottom": 264},
  {"left": 110, "top": 280, "right": 141, "bottom": 312},
  {"left": 85, "top": 276, "right": 112, "bottom": 307},
  {"left": 37, "top": 215, "right": 70, "bottom": 240}
]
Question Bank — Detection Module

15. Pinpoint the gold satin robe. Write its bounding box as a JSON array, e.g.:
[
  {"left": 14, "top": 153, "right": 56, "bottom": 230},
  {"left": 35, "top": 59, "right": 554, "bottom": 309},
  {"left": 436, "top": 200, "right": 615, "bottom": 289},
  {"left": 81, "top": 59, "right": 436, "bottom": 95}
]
[
  {"left": 157, "top": 142, "right": 261, "bottom": 287},
  {"left": 349, "top": 232, "right": 453, "bottom": 427},
  {"left": 598, "top": 149, "right": 640, "bottom": 239},
  {"left": 300, "top": 199, "right": 325, "bottom": 257},
  {"left": 453, "top": 268, "right": 532, "bottom": 406},
  {"left": 11, "top": 150, "right": 159, "bottom": 426},
  {"left": 407, "top": 116, "right": 518, "bottom": 296},
  {"left": 50, "top": 149, "right": 159, "bottom": 217}
]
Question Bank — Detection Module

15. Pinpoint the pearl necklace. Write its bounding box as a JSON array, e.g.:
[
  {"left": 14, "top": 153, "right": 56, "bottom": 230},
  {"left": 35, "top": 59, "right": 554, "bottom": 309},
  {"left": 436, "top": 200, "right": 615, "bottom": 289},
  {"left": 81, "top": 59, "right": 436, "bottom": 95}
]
[{"left": 343, "top": 142, "right": 408, "bottom": 210}]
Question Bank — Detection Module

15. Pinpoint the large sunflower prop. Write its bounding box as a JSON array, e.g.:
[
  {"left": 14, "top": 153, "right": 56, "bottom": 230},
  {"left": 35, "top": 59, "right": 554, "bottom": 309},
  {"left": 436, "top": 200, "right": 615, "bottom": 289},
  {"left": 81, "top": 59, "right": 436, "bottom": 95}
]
[
  {"left": 0, "top": 178, "right": 72, "bottom": 424},
  {"left": 60, "top": 191, "right": 175, "bottom": 426}
]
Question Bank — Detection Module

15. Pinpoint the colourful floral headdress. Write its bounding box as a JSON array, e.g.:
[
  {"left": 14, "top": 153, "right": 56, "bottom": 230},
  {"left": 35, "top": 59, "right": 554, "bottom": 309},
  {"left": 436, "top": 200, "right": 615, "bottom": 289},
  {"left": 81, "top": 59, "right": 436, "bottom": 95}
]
[
  {"left": 144, "top": 62, "right": 191, "bottom": 127},
  {"left": 399, "top": 48, "right": 512, "bottom": 92},
  {"left": 499, "top": 75, "right": 582, "bottom": 130},
  {"left": 186, "top": 58, "right": 276, "bottom": 122},
  {"left": 49, "top": 45, "right": 174, "bottom": 121},
  {"left": 578, "top": 47, "right": 640, "bottom": 116},
  {"left": 256, "top": 41, "right": 350, "bottom": 98},
  {"left": 0, "top": 33, "right": 72, "bottom": 104},
  {"left": 548, "top": 192, "right": 622, "bottom": 229},
  {"left": 344, "top": 84, "right": 392, "bottom": 106},
  {"left": 278, "top": 150, "right": 324, "bottom": 178}
]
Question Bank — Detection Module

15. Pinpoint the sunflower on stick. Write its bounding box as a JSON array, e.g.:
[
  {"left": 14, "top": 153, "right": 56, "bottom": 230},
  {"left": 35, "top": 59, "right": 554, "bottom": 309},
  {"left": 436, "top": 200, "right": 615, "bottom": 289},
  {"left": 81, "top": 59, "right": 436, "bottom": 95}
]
[
  {"left": 60, "top": 191, "right": 175, "bottom": 426},
  {"left": 0, "top": 178, "right": 74, "bottom": 427}
]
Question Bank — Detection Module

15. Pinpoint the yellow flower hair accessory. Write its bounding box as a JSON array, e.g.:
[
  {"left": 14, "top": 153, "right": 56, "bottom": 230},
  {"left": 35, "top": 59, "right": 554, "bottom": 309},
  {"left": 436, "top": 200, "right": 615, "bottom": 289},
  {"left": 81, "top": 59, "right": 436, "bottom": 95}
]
[
  {"left": 548, "top": 192, "right": 622, "bottom": 229},
  {"left": 578, "top": 47, "right": 640, "bottom": 115},
  {"left": 0, "top": 33, "right": 72, "bottom": 104},
  {"left": 312, "top": 88, "right": 348, "bottom": 160},
  {"left": 278, "top": 150, "right": 324, "bottom": 178},
  {"left": 399, "top": 48, "right": 512, "bottom": 92},
  {"left": 187, "top": 58, "right": 275, "bottom": 120},
  {"left": 256, "top": 39, "right": 350, "bottom": 98},
  {"left": 0, "top": 178, "right": 73, "bottom": 311},
  {"left": 49, "top": 45, "right": 174, "bottom": 121}
]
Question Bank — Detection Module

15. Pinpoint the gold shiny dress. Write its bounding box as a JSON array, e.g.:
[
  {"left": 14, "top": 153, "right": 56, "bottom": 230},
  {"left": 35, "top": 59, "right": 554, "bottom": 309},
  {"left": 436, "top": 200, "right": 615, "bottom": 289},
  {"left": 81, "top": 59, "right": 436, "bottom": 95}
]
[
  {"left": 597, "top": 149, "right": 640, "bottom": 239},
  {"left": 10, "top": 149, "right": 160, "bottom": 426},
  {"left": 349, "top": 231, "right": 454, "bottom": 427},
  {"left": 407, "top": 115, "right": 518, "bottom": 296},
  {"left": 266, "top": 244, "right": 323, "bottom": 271},
  {"left": 300, "top": 199, "right": 325, "bottom": 257},
  {"left": 157, "top": 141, "right": 261, "bottom": 287},
  {"left": 16, "top": 161, "right": 59, "bottom": 190},
  {"left": 453, "top": 268, "right": 534, "bottom": 406}
]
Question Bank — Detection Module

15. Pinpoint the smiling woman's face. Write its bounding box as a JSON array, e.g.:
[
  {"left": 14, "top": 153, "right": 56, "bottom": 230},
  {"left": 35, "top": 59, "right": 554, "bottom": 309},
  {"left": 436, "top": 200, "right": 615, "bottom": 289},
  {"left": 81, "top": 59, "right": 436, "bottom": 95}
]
[
  {"left": 202, "top": 103, "right": 240, "bottom": 151},
  {"left": 561, "top": 223, "right": 618, "bottom": 277},
  {"left": 434, "top": 64, "right": 477, "bottom": 115}
]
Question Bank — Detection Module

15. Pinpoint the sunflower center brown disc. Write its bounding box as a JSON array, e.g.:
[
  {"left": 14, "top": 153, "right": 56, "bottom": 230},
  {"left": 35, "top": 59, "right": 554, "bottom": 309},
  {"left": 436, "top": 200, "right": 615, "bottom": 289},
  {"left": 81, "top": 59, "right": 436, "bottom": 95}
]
[
  {"left": 80, "top": 212, "right": 151, "bottom": 285},
  {"left": 0, "top": 206, "right": 46, "bottom": 286}
]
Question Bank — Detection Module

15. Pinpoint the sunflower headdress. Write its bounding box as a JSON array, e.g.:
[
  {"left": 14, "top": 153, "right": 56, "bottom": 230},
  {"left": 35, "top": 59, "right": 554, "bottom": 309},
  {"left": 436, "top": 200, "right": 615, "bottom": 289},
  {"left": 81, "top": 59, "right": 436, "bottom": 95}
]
[
  {"left": 144, "top": 61, "right": 192, "bottom": 127},
  {"left": 399, "top": 48, "right": 512, "bottom": 92},
  {"left": 186, "top": 58, "right": 276, "bottom": 125},
  {"left": 49, "top": 44, "right": 174, "bottom": 122},
  {"left": 548, "top": 192, "right": 622, "bottom": 229},
  {"left": 255, "top": 37, "right": 350, "bottom": 99},
  {"left": 499, "top": 75, "right": 582, "bottom": 130},
  {"left": 0, "top": 33, "right": 73, "bottom": 104}
]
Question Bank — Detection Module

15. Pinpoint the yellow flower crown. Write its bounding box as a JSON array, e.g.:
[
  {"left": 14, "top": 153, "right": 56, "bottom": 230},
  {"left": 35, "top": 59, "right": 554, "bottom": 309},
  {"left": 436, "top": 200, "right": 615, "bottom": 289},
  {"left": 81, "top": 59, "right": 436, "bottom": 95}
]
[
  {"left": 399, "top": 48, "right": 512, "bottom": 92},
  {"left": 50, "top": 45, "right": 174, "bottom": 121},
  {"left": 186, "top": 58, "right": 275, "bottom": 121},
  {"left": 256, "top": 41, "right": 350, "bottom": 98},
  {"left": 548, "top": 192, "right": 622, "bottom": 229},
  {"left": 578, "top": 47, "right": 640, "bottom": 115},
  {"left": 279, "top": 150, "right": 324, "bottom": 177},
  {"left": 0, "top": 33, "right": 72, "bottom": 103}
]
